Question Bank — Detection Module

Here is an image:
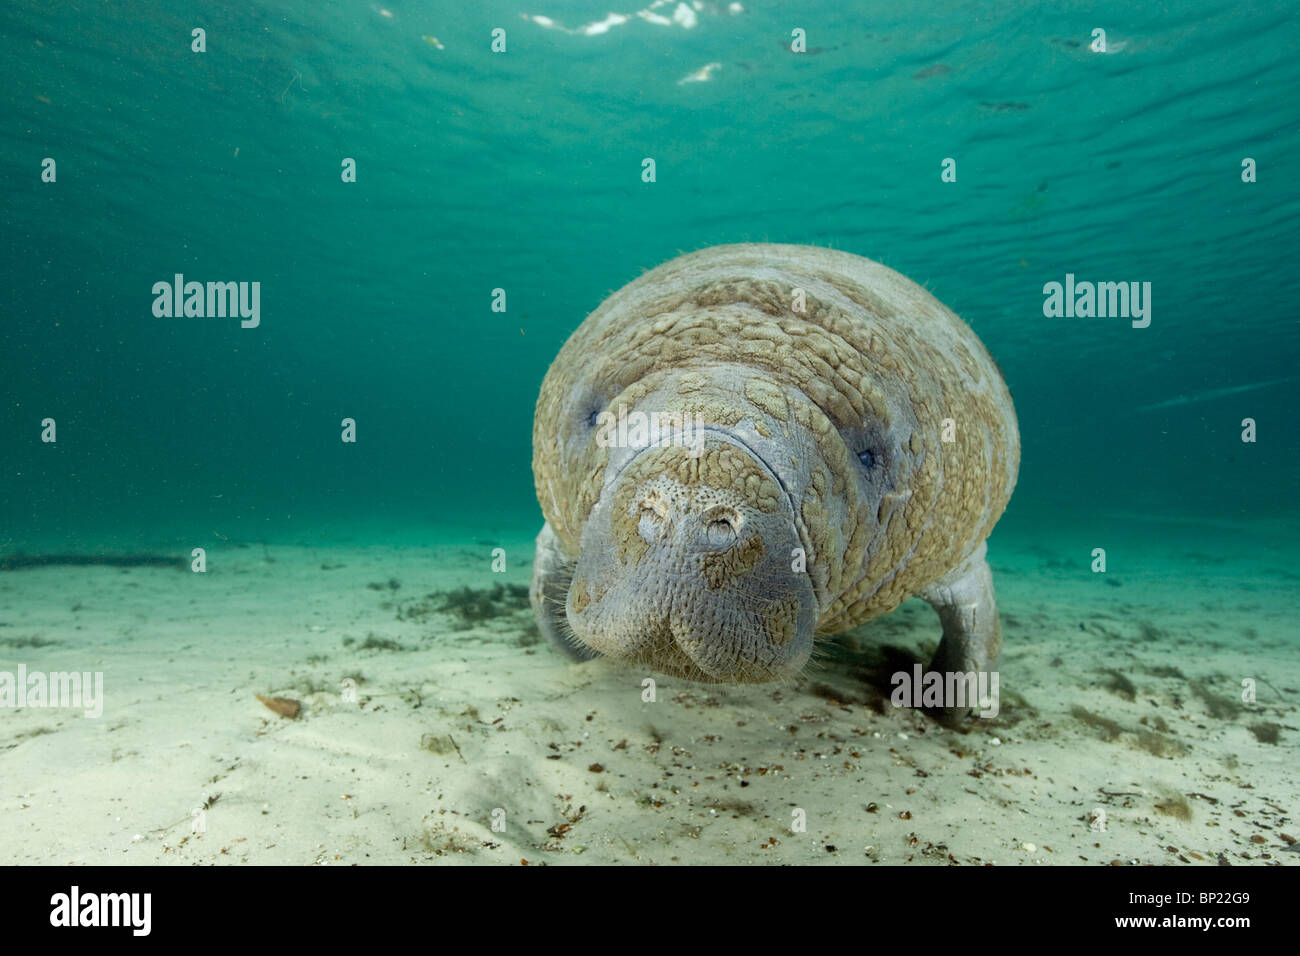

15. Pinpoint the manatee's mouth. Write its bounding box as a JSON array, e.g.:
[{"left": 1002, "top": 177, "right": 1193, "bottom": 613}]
[{"left": 624, "top": 622, "right": 797, "bottom": 684}]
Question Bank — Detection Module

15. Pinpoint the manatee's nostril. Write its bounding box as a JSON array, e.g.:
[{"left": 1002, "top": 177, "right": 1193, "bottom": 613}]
[
  {"left": 639, "top": 493, "right": 669, "bottom": 521},
  {"left": 705, "top": 521, "right": 734, "bottom": 548},
  {"left": 637, "top": 492, "right": 670, "bottom": 540},
  {"left": 701, "top": 507, "right": 743, "bottom": 548}
]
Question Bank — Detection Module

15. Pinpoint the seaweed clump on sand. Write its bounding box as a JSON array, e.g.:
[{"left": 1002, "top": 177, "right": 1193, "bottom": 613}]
[
  {"left": 1153, "top": 792, "right": 1192, "bottom": 820},
  {"left": 1248, "top": 722, "right": 1281, "bottom": 745},
  {"left": 1133, "top": 727, "right": 1188, "bottom": 758},
  {"left": 397, "top": 582, "right": 532, "bottom": 629},
  {"left": 0, "top": 552, "right": 186, "bottom": 571},
  {"left": 1071, "top": 705, "right": 1188, "bottom": 757},
  {"left": 358, "top": 633, "right": 405, "bottom": 652},
  {"left": 1101, "top": 668, "right": 1137, "bottom": 701},
  {"left": 0, "top": 635, "right": 59, "bottom": 649},
  {"left": 1071, "top": 705, "right": 1122, "bottom": 741},
  {"left": 1190, "top": 679, "right": 1242, "bottom": 720}
]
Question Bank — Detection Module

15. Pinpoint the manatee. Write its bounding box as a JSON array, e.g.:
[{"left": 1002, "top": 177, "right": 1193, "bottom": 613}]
[{"left": 530, "top": 243, "right": 1019, "bottom": 719}]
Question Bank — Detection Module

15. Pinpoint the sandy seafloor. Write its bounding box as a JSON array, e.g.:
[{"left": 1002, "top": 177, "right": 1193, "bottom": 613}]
[{"left": 1, "top": 516, "right": 1295, "bottom": 867}]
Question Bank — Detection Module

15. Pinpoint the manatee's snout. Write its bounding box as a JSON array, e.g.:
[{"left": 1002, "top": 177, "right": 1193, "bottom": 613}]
[{"left": 566, "top": 439, "right": 817, "bottom": 682}]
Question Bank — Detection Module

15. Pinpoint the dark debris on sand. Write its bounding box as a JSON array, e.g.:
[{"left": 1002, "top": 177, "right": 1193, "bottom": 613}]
[
  {"left": 0, "top": 552, "right": 186, "bottom": 571},
  {"left": 396, "top": 582, "right": 532, "bottom": 630}
]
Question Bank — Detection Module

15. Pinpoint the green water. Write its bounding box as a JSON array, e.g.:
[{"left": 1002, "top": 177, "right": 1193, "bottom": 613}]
[{"left": 2, "top": 0, "right": 1297, "bottom": 549}]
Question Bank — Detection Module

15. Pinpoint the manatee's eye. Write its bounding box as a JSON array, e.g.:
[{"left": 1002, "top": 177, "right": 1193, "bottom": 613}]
[
  {"left": 857, "top": 448, "right": 876, "bottom": 469},
  {"left": 586, "top": 408, "right": 600, "bottom": 429}
]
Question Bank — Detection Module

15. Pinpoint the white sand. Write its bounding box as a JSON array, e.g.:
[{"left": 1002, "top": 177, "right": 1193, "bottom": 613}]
[{"left": 1, "top": 522, "right": 1295, "bottom": 865}]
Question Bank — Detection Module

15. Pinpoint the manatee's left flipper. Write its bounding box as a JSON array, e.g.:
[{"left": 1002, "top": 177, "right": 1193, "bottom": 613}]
[
  {"left": 918, "top": 541, "right": 1002, "bottom": 725},
  {"left": 529, "top": 522, "right": 601, "bottom": 662}
]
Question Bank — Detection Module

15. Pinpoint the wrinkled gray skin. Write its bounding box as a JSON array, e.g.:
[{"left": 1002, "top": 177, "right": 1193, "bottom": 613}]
[
  {"left": 556, "top": 410, "right": 819, "bottom": 683},
  {"left": 530, "top": 244, "right": 1018, "bottom": 722}
]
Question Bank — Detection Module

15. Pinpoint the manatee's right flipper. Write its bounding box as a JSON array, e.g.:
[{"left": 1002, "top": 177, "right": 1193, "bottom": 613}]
[{"left": 529, "top": 522, "right": 600, "bottom": 662}]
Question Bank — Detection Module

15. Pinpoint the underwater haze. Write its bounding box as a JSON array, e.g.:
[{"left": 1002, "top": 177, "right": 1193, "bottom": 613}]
[
  {"left": 3, "top": 0, "right": 1297, "bottom": 545},
  {"left": 0, "top": 1, "right": 1297, "bottom": 868}
]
